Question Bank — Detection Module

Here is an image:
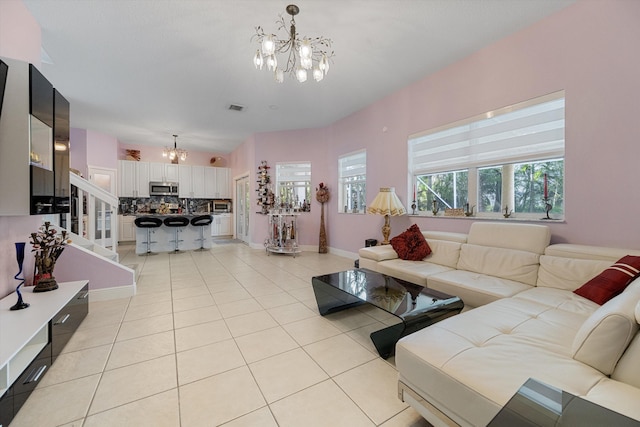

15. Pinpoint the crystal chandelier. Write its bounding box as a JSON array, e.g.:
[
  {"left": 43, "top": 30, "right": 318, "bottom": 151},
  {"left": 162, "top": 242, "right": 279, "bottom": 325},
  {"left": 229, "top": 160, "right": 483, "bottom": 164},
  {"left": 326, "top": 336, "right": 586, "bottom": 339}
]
[
  {"left": 162, "top": 134, "right": 188, "bottom": 162},
  {"left": 252, "top": 4, "right": 334, "bottom": 83}
]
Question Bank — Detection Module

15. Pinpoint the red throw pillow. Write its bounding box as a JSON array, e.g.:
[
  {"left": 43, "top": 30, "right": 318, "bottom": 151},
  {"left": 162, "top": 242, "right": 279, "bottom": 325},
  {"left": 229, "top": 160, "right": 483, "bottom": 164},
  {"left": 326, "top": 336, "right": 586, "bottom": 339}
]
[
  {"left": 574, "top": 255, "right": 640, "bottom": 305},
  {"left": 390, "top": 224, "right": 432, "bottom": 261}
]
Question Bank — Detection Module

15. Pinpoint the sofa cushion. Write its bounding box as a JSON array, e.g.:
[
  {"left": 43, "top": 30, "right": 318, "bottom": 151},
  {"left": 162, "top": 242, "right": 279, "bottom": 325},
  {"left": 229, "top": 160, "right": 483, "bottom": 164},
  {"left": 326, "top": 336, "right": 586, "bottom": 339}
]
[
  {"left": 457, "top": 244, "right": 541, "bottom": 286},
  {"left": 574, "top": 255, "right": 640, "bottom": 304},
  {"left": 423, "top": 239, "right": 463, "bottom": 268},
  {"left": 537, "top": 255, "right": 613, "bottom": 291},
  {"left": 611, "top": 315, "right": 640, "bottom": 389},
  {"left": 571, "top": 280, "right": 640, "bottom": 375},
  {"left": 358, "top": 245, "right": 398, "bottom": 262},
  {"left": 466, "top": 222, "right": 550, "bottom": 254},
  {"left": 377, "top": 259, "right": 453, "bottom": 287},
  {"left": 391, "top": 224, "right": 431, "bottom": 261},
  {"left": 428, "top": 269, "right": 533, "bottom": 308},
  {"left": 545, "top": 243, "right": 640, "bottom": 261},
  {"left": 422, "top": 230, "right": 468, "bottom": 244}
]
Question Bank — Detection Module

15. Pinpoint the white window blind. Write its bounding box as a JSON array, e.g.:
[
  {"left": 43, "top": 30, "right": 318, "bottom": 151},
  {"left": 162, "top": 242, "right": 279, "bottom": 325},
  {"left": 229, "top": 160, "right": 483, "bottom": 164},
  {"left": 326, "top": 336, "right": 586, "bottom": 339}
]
[
  {"left": 339, "top": 150, "right": 366, "bottom": 178},
  {"left": 409, "top": 92, "right": 565, "bottom": 175},
  {"left": 276, "top": 162, "right": 311, "bottom": 183}
]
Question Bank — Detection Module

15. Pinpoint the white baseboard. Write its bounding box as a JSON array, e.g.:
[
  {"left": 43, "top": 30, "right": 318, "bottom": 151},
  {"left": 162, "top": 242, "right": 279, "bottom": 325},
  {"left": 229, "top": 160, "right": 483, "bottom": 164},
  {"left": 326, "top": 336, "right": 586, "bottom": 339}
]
[{"left": 89, "top": 283, "right": 137, "bottom": 301}]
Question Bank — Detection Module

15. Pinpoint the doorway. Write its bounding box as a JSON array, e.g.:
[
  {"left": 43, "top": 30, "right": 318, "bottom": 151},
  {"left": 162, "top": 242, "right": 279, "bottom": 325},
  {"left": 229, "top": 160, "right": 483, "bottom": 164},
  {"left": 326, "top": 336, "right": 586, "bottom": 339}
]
[
  {"left": 88, "top": 166, "right": 117, "bottom": 195},
  {"left": 235, "top": 174, "right": 250, "bottom": 244}
]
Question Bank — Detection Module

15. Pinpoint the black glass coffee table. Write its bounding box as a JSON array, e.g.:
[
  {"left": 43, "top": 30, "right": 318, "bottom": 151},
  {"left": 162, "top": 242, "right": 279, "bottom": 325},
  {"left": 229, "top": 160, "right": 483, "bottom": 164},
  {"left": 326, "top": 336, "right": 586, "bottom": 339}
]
[
  {"left": 312, "top": 268, "right": 463, "bottom": 358},
  {"left": 488, "top": 378, "right": 640, "bottom": 426}
]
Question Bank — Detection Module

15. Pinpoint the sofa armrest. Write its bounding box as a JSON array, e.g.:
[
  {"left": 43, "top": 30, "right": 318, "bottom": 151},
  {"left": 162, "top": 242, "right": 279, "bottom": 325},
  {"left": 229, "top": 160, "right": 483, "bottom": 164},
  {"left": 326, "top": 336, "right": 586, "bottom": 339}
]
[{"left": 359, "top": 245, "right": 398, "bottom": 262}]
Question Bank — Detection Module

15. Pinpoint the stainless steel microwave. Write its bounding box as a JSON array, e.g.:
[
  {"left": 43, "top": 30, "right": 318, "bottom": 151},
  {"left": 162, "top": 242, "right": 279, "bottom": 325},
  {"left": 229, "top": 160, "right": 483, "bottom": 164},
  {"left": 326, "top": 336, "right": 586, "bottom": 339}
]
[
  {"left": 212, "top": 200, "right": 231, "bottom": 213},
  {"left": 149, "top": 182, "right": 178, "bottom": 196}
]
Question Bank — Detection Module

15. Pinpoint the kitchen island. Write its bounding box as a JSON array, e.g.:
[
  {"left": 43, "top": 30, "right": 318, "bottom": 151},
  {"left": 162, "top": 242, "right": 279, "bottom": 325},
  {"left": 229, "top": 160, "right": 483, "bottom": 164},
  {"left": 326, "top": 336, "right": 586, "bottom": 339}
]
[{"left": 134, "top": 213, "right": 212, "bottom": 254}]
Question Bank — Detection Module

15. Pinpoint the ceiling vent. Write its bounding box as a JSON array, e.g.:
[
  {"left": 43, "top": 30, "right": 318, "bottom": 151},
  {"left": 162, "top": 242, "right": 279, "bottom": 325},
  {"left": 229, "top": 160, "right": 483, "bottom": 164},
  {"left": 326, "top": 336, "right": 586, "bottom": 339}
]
[{"left": 228, "top": 104, "right": 244, "bottom": 112}]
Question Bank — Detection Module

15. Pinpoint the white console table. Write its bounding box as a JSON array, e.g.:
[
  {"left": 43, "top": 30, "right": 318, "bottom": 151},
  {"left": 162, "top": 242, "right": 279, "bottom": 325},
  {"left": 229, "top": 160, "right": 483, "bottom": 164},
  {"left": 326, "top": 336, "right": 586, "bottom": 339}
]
[{"left": 0, "top": 280, "right": 88, "bottom": 425}]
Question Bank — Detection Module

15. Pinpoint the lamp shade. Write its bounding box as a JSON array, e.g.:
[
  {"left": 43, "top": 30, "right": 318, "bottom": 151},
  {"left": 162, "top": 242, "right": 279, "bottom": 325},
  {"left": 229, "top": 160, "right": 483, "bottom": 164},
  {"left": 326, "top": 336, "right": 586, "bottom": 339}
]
[{"left": 368, "top": 187, "right": 407, "bottom": 216}]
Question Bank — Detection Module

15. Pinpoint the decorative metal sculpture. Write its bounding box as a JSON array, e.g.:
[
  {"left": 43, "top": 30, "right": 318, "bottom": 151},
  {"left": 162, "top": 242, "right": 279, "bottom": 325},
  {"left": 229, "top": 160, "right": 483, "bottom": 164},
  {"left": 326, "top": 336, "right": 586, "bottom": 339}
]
[{"left": 10, "top": 242, "right": 29, "bottom": 311}]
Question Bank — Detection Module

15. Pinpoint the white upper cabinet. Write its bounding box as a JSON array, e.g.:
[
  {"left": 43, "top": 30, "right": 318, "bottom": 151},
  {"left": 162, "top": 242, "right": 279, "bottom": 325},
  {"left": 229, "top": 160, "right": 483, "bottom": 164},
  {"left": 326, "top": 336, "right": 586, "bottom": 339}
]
[
  {"left": 204, "top": 166, "right": 217, "bottom": 198},
  {"left": 216, "top": 167, "right": 230, "bottom": 198},
  {"left": 191, "top": 166, "right": 206, "bottom": 198},
  {"left": 119, "top": 160, "right": 149, "bottom": 197},
  {"left": 178, "top": 165, "right": 192, "bottom": 198},
  {"left": 149, "top": 163, "right": 179, "bottom": 182},
  {"left": 118, "top": 161, "right": 230, "bottom": 200}
]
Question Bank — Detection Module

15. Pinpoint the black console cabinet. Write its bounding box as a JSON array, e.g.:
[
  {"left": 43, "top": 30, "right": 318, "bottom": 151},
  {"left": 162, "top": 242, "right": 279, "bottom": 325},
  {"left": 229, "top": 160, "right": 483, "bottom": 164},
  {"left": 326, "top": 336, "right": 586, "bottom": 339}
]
[{"left": 0, "top": 282, "right": 88, "bottom": 426}]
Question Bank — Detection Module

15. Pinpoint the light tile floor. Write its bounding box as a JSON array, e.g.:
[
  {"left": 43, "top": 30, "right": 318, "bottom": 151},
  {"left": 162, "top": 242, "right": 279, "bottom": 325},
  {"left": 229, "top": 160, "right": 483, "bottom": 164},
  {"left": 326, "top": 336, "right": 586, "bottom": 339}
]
[{"left": 10, "top": 242, "right": 431, "bottom": 427}]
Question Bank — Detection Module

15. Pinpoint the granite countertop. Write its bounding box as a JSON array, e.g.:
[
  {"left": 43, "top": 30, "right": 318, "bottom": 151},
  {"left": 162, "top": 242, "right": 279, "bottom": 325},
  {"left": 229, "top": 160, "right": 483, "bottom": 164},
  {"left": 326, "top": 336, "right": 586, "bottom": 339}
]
[{"left": 127, "top": 212, "right": 212, "bottom": 217}]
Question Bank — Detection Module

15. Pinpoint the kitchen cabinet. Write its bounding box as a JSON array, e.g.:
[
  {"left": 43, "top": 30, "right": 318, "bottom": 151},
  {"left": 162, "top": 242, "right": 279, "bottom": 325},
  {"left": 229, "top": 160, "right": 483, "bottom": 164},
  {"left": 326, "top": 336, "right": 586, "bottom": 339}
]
[
  {"left": 117, "top": 162, "right": 230, "bottom": 200},
  {"left": 216, "top": 167, "right": 231, "bottom": 198},
  {"left": 149, "top": 163, "right": 178, "bottom": 183},
  {"left": 211, "top": 213, "right": 232, "bottom": 237},
  {"left": 0, "top": 281, "right": 88, "bottom": 426},
  {"left": 178, "top": 165, "right": 192, "bottom": 198},
  {"left": 191, "top": 166, "right": 206, "bottom": 198},
  {"left": 204, "top": 167, "right": 230, "bottom": 198},
  {"left": 204, "top": 166, "right": 217, "bottom": 198},
  {"left": 118, "top": 215, "right": 135, "bottom": 242},
  {"left": 118, "top": 160, "right": 149, "bottom": 198}
]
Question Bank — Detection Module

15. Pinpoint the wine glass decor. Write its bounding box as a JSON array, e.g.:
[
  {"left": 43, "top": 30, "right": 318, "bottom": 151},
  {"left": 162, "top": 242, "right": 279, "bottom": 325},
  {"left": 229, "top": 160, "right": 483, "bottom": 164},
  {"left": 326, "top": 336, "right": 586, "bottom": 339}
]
[{"left": 10, "top": 242, "right": 29, "bottom": 311}]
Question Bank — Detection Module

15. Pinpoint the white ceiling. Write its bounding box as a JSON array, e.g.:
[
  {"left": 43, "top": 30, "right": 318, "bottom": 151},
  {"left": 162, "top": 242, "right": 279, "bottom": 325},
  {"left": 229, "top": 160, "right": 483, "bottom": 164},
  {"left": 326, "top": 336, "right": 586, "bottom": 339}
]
[{"left": 22, "top": 0, "right": 575, "bottom": 154}]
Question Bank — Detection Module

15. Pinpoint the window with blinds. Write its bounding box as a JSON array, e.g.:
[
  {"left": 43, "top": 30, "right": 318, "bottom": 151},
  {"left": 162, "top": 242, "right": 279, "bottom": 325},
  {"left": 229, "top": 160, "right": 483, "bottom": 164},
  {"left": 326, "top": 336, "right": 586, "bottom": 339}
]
[
  {"left": 338, "top": 150, "right": 366, "bottom": 214},
  {"left": 408, "top": 91, "right": 565, "bottom": 218},
  {"left": 276, "top": 162, "right": 311, "bottom": 210}
]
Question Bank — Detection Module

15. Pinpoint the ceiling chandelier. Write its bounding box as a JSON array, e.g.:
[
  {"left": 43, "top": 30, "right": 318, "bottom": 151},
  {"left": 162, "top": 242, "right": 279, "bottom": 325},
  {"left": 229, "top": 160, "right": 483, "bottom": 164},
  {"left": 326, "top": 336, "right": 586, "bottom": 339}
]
[
  {"left": 252, "top": 4, "right": 334, "bottom": 83},
  {"left": 162, "top": 134, "right": 188, "bottom": 162}
]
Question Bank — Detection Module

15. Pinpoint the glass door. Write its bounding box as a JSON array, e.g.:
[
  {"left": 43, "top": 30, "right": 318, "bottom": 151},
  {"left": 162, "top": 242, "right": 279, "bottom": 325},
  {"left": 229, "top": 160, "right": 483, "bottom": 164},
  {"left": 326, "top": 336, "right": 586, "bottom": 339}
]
[{"left": 236, "top": 175, "right": 250, "bottom": 244}]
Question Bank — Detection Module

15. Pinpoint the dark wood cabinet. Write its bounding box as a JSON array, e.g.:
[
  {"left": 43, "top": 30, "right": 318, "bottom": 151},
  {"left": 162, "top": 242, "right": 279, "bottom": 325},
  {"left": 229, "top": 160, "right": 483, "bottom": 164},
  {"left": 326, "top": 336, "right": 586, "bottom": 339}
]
[
  {"left": 52, "top": 286, "right": 88, "bottom": 361},
  {"left": 53, "top": 89, "right": 70, "bottom": 214},
  {"left": 0, "top": 57, "right": 69, "bottom": 216},
  {"left": 0, "top": 282, "right": 88, "bottom": 425}
]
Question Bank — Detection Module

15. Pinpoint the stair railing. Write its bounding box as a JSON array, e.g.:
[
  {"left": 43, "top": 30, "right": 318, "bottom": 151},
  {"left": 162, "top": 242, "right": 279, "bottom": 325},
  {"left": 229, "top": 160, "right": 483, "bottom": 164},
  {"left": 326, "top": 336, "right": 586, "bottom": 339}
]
[{"left": 68, "top": 172, "right": 119, "bottom": 253}]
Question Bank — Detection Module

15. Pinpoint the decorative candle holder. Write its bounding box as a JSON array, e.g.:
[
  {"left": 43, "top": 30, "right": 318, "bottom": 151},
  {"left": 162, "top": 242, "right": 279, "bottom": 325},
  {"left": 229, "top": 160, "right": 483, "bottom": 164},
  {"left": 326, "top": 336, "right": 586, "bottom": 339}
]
[
  {"left": 431, "top": 200, "right": 439, "bottom": 216},
  {"left": 464, "top": 204, "right": 475, "bottom": 217},
  {"left": 411, "top": 200, "right": 417, "bottom": 215},
  {"left": 10, "top": 242, "right": 30, "bottom": 311},
  {"left": 542, "top": 197, "right": 553, "bottom": 220}
]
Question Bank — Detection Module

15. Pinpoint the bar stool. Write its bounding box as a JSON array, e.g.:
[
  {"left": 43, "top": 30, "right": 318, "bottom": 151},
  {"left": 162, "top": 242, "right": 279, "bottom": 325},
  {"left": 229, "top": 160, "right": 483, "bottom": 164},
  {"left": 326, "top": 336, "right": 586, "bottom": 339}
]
[
  {"left": 134, "top": 216, "right": 163, "bottom": 255},
  {"left": 163, "top": 216, "right": 190, "bottom": 253},
  {"left": 190, "top": 215, "right": 213, "bottom": 251}
]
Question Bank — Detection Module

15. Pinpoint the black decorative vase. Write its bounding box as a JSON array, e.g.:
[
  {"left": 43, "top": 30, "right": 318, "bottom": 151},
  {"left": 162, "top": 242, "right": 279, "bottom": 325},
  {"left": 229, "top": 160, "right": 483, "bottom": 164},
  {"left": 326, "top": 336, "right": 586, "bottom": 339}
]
[{"left": 10, "top": 242, "right": 30, "bottom": 311}]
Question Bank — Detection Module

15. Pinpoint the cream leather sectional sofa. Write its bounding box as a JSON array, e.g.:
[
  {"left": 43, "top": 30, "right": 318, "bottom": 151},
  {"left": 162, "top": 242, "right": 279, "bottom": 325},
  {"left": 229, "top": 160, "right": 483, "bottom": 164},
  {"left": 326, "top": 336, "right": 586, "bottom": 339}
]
[{"left": 358, "top": 222, "right": 640, "bottom": 426}]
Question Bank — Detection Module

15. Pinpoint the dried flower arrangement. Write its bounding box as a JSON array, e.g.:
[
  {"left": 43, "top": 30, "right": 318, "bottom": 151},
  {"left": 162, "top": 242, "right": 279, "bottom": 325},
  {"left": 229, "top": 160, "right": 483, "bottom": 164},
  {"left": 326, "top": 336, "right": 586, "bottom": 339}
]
[{"left": 29, "top": 222, "right": 71, "bottom": 292}]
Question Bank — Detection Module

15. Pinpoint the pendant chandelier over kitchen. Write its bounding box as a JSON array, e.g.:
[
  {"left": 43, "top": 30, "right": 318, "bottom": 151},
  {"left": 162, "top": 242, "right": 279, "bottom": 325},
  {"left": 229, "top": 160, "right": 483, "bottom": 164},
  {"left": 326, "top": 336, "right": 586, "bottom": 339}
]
[
  {"left": 162, "top": 134, "right": 188, "bottom": 162},
  {"left": 252, "top": 4, "right": 334, "bottom": 83}
]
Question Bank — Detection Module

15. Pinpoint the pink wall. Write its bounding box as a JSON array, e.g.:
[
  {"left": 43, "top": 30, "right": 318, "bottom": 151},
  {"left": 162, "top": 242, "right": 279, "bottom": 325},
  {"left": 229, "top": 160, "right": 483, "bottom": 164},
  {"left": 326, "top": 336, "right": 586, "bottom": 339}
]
[
  {"left": 251, "top": 128, "right": 329, "bottom": 246},
  {"left": 70, "top": 128, "right": 88, "bottom": 177},
  {"left": 118, "top": 142, "right": 228, "bottom": 167},
  {"left": 0, "top": 0, "right": 41, "bottom": 67},
  {"left": 54, "top": 245, "right": 134, "bottom": 291},
  {"left": 235, "top": 0, "right": 640, "bottom": 254},
  {"left": 86, "top": 129, "right": 118, "bottom": 170}
]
